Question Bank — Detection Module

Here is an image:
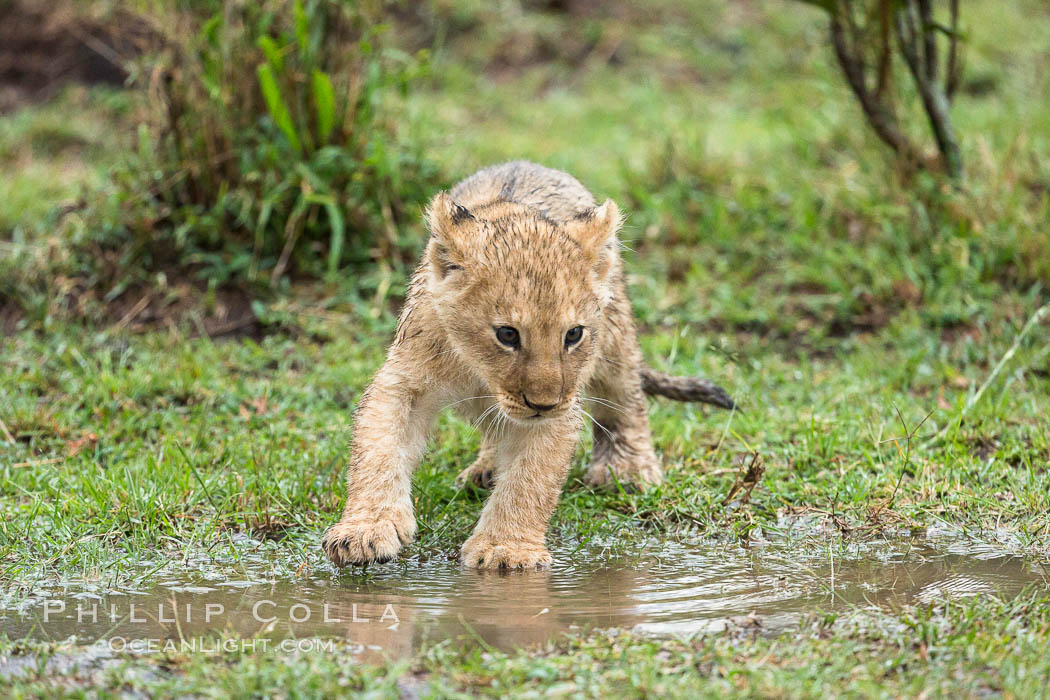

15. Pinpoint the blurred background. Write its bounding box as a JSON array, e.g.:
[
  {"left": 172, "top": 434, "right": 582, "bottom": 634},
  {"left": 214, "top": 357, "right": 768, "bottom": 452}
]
[{"left": 1, "top": 0, "right": 1048, "bottom": 346}]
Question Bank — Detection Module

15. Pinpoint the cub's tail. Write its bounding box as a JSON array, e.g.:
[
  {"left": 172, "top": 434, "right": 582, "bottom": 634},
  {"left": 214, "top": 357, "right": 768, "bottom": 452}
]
[{"left": 640, "top": 366, "right": 736, "bottom": 410}]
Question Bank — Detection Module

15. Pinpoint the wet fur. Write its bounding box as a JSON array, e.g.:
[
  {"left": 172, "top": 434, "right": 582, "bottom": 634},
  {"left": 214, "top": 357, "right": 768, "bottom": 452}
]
[{"left": 322, "top": 161, "right": 732, "bottom": 570}]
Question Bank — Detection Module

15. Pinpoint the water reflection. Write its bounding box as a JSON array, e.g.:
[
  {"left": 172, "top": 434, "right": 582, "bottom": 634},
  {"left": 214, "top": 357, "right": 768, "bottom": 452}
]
[{"left": 2, "top": 531, "right": 1047, "bottom": 661}]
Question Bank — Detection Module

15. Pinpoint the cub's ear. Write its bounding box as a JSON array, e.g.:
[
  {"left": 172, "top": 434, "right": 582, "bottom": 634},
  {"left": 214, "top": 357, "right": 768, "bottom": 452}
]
[
  {"left": 566, "top": 199, "right": 622, "bottom": 279},
  {"left": 424, "top": 192, "right": 474, "bottom": 279},
  {"left": 566, "top": 199, "right": 622, "bottom": 256}
]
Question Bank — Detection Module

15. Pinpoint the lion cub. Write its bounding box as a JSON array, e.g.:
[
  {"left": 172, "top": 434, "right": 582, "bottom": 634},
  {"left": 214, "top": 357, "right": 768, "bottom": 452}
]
[{"left": 322, "top": 161, "right": 733, "bottom": 570}]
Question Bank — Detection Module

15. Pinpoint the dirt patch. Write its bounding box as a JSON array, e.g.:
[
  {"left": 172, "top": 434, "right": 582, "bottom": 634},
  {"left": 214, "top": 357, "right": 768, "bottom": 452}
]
[
  {"left": 96, "top": 275, "right": 342, "bottom": 343},
  {"left": 0, "top": 1, "right": 152, "bottom": 112},
  {"left": 1, "top": 300, "right": 23, "bottom": 335},
  {"left": 101, "top": 280, "right": 267, "bottom": 341}
]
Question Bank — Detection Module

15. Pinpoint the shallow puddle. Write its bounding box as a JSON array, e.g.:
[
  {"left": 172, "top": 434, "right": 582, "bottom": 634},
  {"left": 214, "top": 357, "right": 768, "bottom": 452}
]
[{"left": 2, "top": 529, "right": 1048, "bottom": 662}]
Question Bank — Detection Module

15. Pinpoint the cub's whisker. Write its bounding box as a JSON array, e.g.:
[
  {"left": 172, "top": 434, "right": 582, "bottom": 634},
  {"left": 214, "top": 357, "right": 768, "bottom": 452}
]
[
  {"left": 595, "top": 354, "right": 628, "bottom": 368},
  {"left": 579, "top": 407, "right": 613, "bottom": 439},
  {"left": 442, "top": 394, "right": 498, "bottom": 412},
  {"left": 581, "top": 396, "right": 628, "bottom": 414},
  {"left": 495, "top": 410, "right": 509, "bottom": 439},
  {"left": 471, "top": 403, "right": 501, "bottom": 432}
]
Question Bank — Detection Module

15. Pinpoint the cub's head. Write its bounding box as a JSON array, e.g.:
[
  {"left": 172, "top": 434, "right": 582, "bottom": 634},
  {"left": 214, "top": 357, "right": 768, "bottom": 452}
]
[{"left": 423, "top": 192, "right": 622, "bottom": 424}]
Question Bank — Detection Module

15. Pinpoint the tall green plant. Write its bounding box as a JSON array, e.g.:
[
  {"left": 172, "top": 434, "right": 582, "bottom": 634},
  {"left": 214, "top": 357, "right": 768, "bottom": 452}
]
[{"left": 83, "top": 0, "right": 441, "bottom": 291}]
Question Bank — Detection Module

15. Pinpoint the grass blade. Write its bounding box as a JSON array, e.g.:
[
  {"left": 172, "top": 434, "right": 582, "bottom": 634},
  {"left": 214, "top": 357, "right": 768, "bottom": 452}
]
[
  {"left": 312, "top": 69, "right": 336, "bottom": 145},
  {"left": 257, "top": 63, "right": 301, "bottom": 152},
  {"left": 325, "top": 201, "right": 345, "bottom": 277}
]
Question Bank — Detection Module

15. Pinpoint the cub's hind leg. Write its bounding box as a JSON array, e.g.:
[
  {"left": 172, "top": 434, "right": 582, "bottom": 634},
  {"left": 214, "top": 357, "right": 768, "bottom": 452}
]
[
  {"left": 453, "top": 398, "right": 504, "bottom": 490},
  {"left": 456, "top": 432, "right": 499, "bottom": 490},
  {"left": 583, "top": 347, "right": 662, "bottom": 489}
]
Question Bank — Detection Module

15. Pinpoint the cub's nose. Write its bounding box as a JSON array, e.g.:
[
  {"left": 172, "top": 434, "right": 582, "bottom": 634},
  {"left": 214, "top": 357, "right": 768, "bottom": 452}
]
[{"left": 522, "top": 394, "right": 559, "bottom": 413}]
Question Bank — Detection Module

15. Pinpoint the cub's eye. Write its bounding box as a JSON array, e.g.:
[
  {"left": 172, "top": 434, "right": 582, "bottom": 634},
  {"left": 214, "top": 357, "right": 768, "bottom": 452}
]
[
  {"left": 564, "top": 326, "right": 584, "bottom": 347},
  {"left": 495, "top": 326, "right": 520, "bottom": 348}
]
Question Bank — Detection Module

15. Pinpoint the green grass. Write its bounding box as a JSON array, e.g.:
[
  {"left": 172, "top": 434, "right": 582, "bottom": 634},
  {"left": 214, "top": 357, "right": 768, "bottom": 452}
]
[
  {"left": 0, "top": 87, "right": 132, "bottom": 233},
  {"left": 1, "top": 295, "right": 1048, "bottom": 585},
  {"left": 2, "top": 0, "right": 1050, "bottom": 695}
]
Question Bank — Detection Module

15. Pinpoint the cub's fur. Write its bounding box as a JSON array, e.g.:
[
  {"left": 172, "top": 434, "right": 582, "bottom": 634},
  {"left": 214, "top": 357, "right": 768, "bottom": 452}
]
[{"left": 322, "top": 161, "right": 733, "bottom": 570}]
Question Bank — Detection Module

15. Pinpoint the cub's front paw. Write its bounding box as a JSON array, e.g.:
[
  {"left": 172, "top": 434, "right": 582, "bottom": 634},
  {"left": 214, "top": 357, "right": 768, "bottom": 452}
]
[
  {"left": 460, "top": 534, "right": 552, "bottom": 570},
  {"left": 321, "top": 508, "right": 416, "bottom": 567}
]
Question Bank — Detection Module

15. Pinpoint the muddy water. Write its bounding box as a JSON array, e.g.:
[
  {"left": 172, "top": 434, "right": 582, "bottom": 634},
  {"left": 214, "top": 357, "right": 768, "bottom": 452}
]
[{"left": 2, "top": 530, "right": 1047, "bottom": 661}]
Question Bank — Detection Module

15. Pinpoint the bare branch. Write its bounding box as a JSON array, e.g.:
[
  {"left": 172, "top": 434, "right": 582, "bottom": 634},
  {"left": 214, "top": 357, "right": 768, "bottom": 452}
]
[
  {"left": 830, "top": 8, "right": 931, "bottom": 168},
  {"left": 918, "top": 0, "right": 937, "bottom": 82},
  {"left": 894, "top": 2, "right": 963, "bottom": 178},
  {"left": 894, "top": 2, "right": 922, "bottom": 74},
  {"left": 875, "top": 0, "right": 893, "bottom": 100},
  {"left": 812, "top": 0, "right": 964, "bottom": 178},
  {"left": 945, "top": 0, "right": 961, "bottom": 100}
]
